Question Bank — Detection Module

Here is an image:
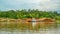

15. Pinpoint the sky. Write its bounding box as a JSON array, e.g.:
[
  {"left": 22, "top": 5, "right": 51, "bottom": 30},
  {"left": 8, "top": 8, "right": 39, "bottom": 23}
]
[{"left": 0, "top": 0, "right": 60, "bottom": 12}]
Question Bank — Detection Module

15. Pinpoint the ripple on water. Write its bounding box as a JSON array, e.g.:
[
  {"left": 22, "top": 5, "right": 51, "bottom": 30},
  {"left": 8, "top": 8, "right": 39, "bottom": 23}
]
[{"left": 0, "top": 28, "right": 58, "bottom": 34}]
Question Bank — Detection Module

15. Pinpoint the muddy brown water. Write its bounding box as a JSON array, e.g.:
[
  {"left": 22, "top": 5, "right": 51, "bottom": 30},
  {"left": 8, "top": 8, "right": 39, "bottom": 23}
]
[{"left": 0, "top": 22, "right": 59, "bottom": 34}]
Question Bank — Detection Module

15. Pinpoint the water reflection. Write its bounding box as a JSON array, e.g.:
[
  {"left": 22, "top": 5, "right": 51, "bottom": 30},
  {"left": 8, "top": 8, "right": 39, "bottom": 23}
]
[
  {"left": 0, "top": 28, "right": 58, "bottom": 34},
  {"left": 0, "top": 21, "right": 59, "bottom": 34}
]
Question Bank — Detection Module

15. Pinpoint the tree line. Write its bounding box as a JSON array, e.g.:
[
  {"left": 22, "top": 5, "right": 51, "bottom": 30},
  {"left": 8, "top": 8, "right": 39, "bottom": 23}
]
[{"left": 0, "top": 9, "right": 60, "bottom": 20}]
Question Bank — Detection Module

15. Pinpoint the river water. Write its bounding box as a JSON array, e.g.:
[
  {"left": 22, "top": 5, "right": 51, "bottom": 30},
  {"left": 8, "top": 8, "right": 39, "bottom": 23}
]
[
  {"left": 0, "top": 23, "right": 59, "bottom": 34},
  {"left": 0, "top": 26, "right": 59, "bottom": 34},
  {"left": 0, "top": 28, "right": 58, "bottom": 34}
]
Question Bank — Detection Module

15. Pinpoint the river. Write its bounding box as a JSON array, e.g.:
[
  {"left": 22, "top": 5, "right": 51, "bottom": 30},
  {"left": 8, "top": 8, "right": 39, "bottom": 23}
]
[
  {"left": 0, "top": 26, "right": 59, "bottom": 34},
  {"left": 0, "top": 22, "right": 59, "bottom": 34},
  {"left": 0, "top": 29, "right": 58, "bottom": 34}
]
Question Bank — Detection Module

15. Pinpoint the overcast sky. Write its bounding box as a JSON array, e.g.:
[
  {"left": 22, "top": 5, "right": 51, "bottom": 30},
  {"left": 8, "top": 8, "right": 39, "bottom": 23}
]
[{"left": 0, "top": 0, "right": 60, "bottom": 11}]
